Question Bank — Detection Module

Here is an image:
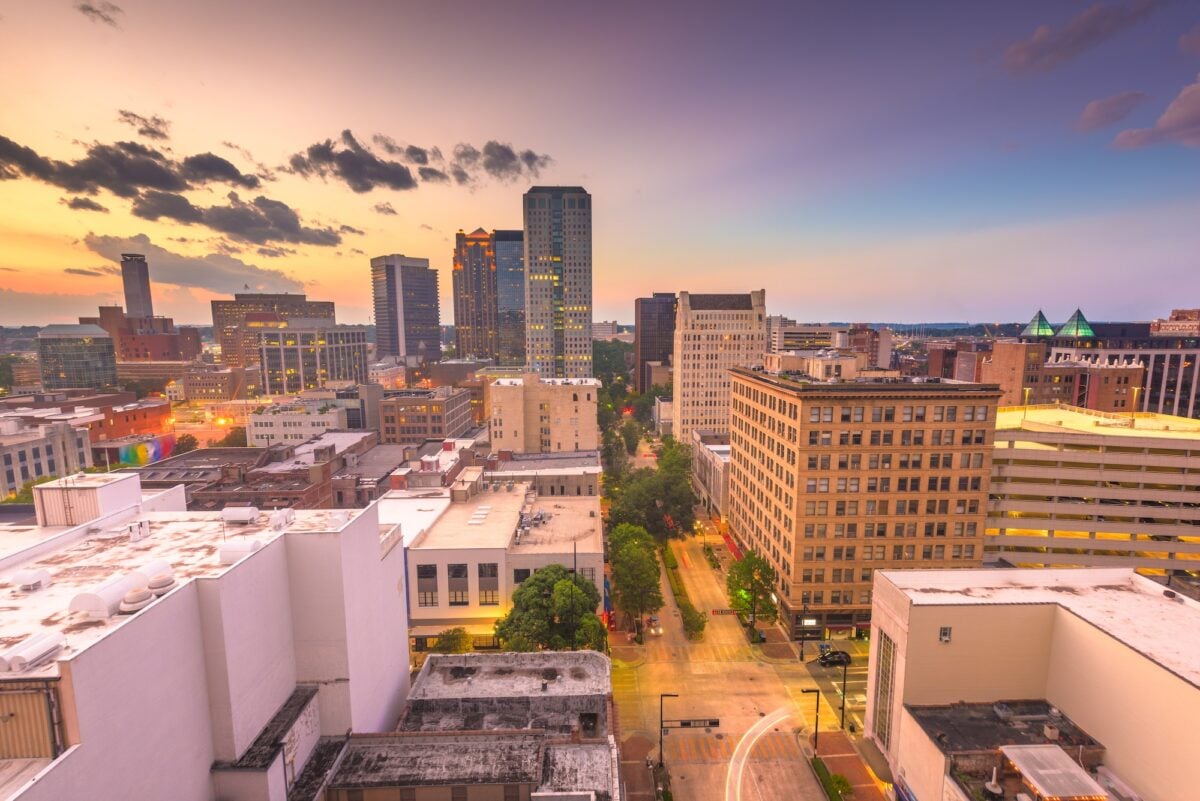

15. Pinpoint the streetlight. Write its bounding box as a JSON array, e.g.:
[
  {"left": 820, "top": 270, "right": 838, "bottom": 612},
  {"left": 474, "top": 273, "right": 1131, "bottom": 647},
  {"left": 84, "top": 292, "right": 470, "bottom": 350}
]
[
  {"left": 1021, "top": 387, "right": 1031, "bottom": 421},
  {"left": 658, "top": 693, "right": 679, "bottom": 769},
  {"left": 802, "top": 688, "right": 820, "bottom": 755},
  {"left": 798, "top": 603, "right": 810, "bottom": 660},
  {"left": 840, "top": 660, "right": 849, "bottom": 731}
]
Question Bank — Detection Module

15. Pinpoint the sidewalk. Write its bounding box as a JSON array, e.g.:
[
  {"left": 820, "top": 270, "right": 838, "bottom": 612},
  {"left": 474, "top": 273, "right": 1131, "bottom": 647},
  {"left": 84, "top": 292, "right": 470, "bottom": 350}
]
[{"left": 815, "top": 731, "right": 888, "bottom": 801}]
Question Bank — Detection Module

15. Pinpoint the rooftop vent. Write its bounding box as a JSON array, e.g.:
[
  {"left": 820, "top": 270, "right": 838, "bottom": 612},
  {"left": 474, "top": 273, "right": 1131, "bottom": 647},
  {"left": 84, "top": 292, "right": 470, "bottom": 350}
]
[
  {"left": 221, "top": 506, "right": 260, "bottom": 524},
  {"left": 118, "top": 588, "right": 154, "bottom": 615},
  {"left": 12, "top": 568, "right": 51, "bottom": 592},
  {"left": 219, "top": 539, "right": 263, "bottom": 565},
  {"left": 0, "top": 632, "right": 65, "bottom": 673}
]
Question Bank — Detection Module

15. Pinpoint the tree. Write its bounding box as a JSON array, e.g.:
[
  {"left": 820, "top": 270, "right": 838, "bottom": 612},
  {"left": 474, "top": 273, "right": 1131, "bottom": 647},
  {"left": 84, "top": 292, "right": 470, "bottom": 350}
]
[
  {"left": 611, "top": 542, "right": 663, "bottom": 628},
  {"left": 175, "top": 434, "right": 199, "bottom": 454},
  {"left": 609, "top": 523, "right": 656, "bottom": 555},
  {"left": 620, "top": 419, "right": 642, "bottom": 455},
  {"left": 430, "top": 627, "right": 474, "bottom": 653},
  {"left": 495, "top": 564, "right": 604, "bottom": 651},
  {"left": 2, "top": 476, "right": 56, "bottom": 504},
  {"left": 607, "top": 463, "right": 697, "bottom": 539},
  {"left": 593, "top": 340, "right": 633, "bottom": 387},
  {"left": 726, "top": 550, "right": 778, "bottom": 636},
  {"left": 212, "top": 426, "right": 247, "bottom": 447}
]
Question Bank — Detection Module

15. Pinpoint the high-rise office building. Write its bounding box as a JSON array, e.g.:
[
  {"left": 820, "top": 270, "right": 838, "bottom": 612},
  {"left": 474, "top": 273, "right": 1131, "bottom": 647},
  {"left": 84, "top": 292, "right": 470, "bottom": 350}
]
[
  {"left": 37, "top": 324, "right": 118, "bottom": 390},
  {"left": 258, "top": 322, "right": 369, "bottom": 394},
  {"left": 494, "top": 229, "right": 526, "bottom": 367},
  {"left": 727, "top": 367, "right": 1001, "bottom": 638},
  {"left": 634, "top": 293, "right": 676, "bottom": 392},
  {"left": 523, "top": 186, "right": 592, "bottom": 378},
  {"left": 452, "top": 229, "right": 498, "bottom": 361},
  {"left": 121, "top": 253, "right": 154, "bottom": 319},
  {"left": 371, "top": 254, "right": 441, "bottom": 366},
  {"left": 671, "top": 291, "right": 766, "bottom": 444},
  {"left": 211, "top": 293, "right": 336, "bottom": 368}
]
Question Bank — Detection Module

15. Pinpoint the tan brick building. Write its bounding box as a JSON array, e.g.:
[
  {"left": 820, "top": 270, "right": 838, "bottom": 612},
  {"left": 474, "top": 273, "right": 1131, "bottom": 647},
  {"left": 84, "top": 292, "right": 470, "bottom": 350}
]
[
  {"left": 980, "top": 340, "right": 1143, "bottom": 410},
  {"left": 379, "top": 387, "right": 474, "bottom": 446},
  {"left": 727, "top": 367, "right": 1000, "bottom": 638},
  {"left": 485, "top": 373, "right": 600, "bottom": 454}
]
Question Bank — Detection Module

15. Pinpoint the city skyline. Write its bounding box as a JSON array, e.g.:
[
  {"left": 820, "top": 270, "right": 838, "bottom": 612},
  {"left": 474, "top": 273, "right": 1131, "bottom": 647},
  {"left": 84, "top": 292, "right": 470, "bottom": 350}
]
[{"left": 2, "top": 1, "right": 1200, "bottom": 327}]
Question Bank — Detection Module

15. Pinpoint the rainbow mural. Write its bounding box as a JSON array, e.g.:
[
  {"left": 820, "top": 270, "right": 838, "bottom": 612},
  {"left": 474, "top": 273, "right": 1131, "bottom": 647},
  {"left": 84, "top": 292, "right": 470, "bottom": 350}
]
[{"left": 95, "top": 434, "right": 176, "bottom": 466}]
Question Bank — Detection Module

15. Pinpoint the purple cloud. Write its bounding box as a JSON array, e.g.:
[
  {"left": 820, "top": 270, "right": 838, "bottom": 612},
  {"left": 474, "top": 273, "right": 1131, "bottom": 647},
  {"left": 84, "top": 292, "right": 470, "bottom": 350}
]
[
  {"left": 1115, "top": 73, "right": 1200, "bottom": 148},
  {"left": 1181, "top": 23, "right": 1200, "bottom": 56},
  {"left": 1076, "top": 91, "right": 1148, "bottom": 131},
  {"left": 1005, "top": 1, "right": 1162, "bottom": 74}
]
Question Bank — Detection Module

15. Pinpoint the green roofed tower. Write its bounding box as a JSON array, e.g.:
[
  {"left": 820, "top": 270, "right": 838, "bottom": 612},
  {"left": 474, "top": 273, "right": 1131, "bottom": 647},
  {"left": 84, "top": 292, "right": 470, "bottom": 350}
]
[
  {"left": 1021, "top": 310, "right": 1055, "bottom": 338},
  {"left": 1054, "top": 309, "right": 1095, "bottom": 338}
]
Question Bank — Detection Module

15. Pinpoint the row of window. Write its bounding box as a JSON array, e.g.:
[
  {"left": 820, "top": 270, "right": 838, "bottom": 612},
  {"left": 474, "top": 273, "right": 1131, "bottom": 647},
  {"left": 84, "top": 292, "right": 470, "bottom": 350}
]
[{"left": 807, "top": 404, "right": 990, "bottom": 424}]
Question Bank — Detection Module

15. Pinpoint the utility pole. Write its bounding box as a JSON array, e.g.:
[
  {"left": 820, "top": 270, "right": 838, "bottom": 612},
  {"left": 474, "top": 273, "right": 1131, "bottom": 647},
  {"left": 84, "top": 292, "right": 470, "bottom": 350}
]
[
  {"left": 802, "top": 688, "right": 820, "bottom": 754},
  {"left": 840, "top": 660, "right": 849, "bottom": 730},
  {"left": 659, "top": 693, "right": 678, "bottom": 769}
]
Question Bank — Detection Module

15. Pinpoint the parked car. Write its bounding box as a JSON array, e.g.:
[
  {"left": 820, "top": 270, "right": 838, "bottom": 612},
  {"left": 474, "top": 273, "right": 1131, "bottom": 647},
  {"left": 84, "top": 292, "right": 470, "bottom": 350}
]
[
  {"left": 648, "top": 615, "right": 663, "bottom": 636},
  {"left": 818, "top": 649, "right": 852, "bottom": 667}
]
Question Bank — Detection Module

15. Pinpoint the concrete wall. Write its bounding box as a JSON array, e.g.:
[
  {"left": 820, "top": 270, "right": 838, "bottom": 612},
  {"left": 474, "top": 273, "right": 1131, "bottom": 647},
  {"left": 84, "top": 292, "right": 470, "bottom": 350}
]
[
  {"left": 20, "top": 585, "right": 215, "bottom": 801},
  {"left": 407, "top": 547, "right": 509, "bottom": 625},
  {"left": 894, "top": 707, "right": 948, "bottom": 801},
  {"left": 1045, "top": 608, "right": 1195, "bottom": 801}
]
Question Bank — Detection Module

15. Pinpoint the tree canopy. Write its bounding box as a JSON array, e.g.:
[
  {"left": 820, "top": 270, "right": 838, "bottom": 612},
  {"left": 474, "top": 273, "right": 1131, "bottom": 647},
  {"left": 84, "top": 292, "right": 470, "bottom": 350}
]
[
  {"left": 726, "top": 550, "right": 778, "bottom": 631},
  {"left": 607, "top": 437, "right": 697, "bottom": 539},
  {"left": 175, "top": 434, "right": 199, "bottom": 454},
  {"left": 494, "top": 564, "right": 605, "bottom": 651},
  {"left": 610, "top": 522, "right": 664, "bottom": 628},
  {"left": 430, "top": 627, "right": 474, "bottom": 654}
]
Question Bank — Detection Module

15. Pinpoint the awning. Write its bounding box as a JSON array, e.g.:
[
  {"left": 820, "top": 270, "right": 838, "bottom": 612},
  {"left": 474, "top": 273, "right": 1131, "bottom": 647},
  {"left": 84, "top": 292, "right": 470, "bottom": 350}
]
[{"left": 857, "top": 735, "right": 896, "bottom": 785}]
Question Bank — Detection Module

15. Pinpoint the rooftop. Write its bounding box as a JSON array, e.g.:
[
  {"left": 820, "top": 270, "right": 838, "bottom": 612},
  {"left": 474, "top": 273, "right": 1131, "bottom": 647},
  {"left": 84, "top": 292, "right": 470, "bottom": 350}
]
[
  {"left": 38, "top": 324, "right": 110, "bottom": 338},
  {"left": 683, "top": 293, "right": 756, "bottom": 311},
  {"left": 995, "top": 404, "right": 1200, "bottom": 440},
  {"left": 735, "top": 367, "right": 1002, "bottom": 396},
  {"left": 881, "top": 568, "right": 1200, "bottom": 688},
  {"left": 486, "top": 451, "right": 602, "bottom": 475},
  {"left": 491, "top": 376, "right": 602, "bottom": 387},
  {"left": 907, "top": 700, "right": 1098, "bottom": 754},
  {"left": 1002, "top": 744, "right": 1109, "bottom": 799},
  {"left": 409, "top": 652, "right": 612, "bottom": 701},
  {"left": 330, "top": 732, "right": 544, "bottom": 788},
  {"left": 254, "top": 431, "right": 372, "bottom": 474}
]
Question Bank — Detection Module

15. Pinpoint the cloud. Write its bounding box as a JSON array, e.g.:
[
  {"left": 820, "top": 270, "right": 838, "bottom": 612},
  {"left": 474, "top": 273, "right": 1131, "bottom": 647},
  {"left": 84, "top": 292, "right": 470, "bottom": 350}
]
[
  {"left": 64, "top": 267, "right": 108, "bottom": 277},
  {"left": 287, "top": 130, "right": 418, "bottom": 192},
  {"left": 63, "top": 195, "right": 109, "bottom": 212},
  {"left": 453, "top": 143, "right": 480, "bottom": 168},
  {"left": 181, "top": 152, "right": 261, "bottom": 189},
  {"left": 131, "top": 189, "right": 204, "bottom": 222},
  {"left": 130, "top": 190, "right": 341, "bottom": 246},
  {"left": 1114, "top": 73, "right": 1200, "bottom": 148},
  {"left": 1076, "top": 91, "right": 1148, "bottom": 131},
  {"left": 419, "top": 223, "right": 433, "bottom": 231},
  {"left": 75, "top": 1, "right": 122, "bottom": 27},
  {"left": 117, "top": 110, "right": 170, "bottom": 140},
  {"left": 418, "top": 166, "right": 449, "bottom": 182},
  {"left": 350, "top": 248, "right": 365, "bottom": 256},
  {"left": 372, "top": 134, "right": 402, "bottom": 155},
  {"left": 256, "top": 246, "right": 295, "bottom": 258},
  {"left": 373, "top": 202, "right": 397, "bottom": 215},
  {"left": 449, "top": 164, "right": 470, "bottom": 185},
  {"left": 405, "top": 145, "right": 429, "bottom": 165},
  {"left": 84, "top": 232, "right": 304, "bottom": 293},
  {"left": 338, "top": 224, "right": 365, "bottom": 235},
  {"left": 1004, "top": 0, "right": 1161, "bottom": 74},
  {"left": 1182, "top": 23, "right": 1200, "bottom": 56}
]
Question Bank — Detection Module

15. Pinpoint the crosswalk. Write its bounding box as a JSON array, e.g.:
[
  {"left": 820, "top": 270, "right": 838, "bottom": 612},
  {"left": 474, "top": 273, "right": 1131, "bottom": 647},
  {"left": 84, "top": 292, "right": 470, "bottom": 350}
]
[
  {"left": 641, "top": 643, "right": 754, "bottom": 663},
  {"left": 664, "top": 732, "right": 802, "bottom": 763}
]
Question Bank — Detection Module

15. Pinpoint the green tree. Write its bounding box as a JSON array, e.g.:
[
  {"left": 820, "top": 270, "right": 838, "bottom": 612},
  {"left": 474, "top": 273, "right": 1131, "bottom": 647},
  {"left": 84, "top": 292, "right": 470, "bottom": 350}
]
[
  {"left": 609, "top": 523, "right": 656, "bottom": 555},
  {"left": 607, "top": 464, "right": 697, "bottom": 539},
  {"left": 631, "top": 384, "right": 669, "bottom": 426},
  {"left": 620, "top": 419, "right": 642, "bottom": 455},
  {"left": 495, "top": 564, "right": 604, "bottom": 651},
  {"left": 593, "top": 340, "right": 632, "bottom": 387},
  {"left": 611, "top": 541, "right": 664, "bottom": 628},
  {"left": 430, "top": 627, "right": 474, "bottom": 653},
  {"left": 726, "top": 550, "right": 778, "bottom": 636},
  {"left": 175, "top": 434, "right": 199, "bottom": 454},
  {"left": 2, "top": 476, "right": 56, "bottom": 504},
  {"left": 211, "top": 426, "right": 248, "bottom": 447}
]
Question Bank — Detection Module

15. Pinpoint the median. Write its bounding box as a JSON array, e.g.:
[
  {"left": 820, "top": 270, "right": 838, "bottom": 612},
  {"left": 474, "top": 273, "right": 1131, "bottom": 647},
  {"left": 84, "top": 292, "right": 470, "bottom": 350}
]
[{"left": 662, "top": 544, "right": 707, "bottom": 640}]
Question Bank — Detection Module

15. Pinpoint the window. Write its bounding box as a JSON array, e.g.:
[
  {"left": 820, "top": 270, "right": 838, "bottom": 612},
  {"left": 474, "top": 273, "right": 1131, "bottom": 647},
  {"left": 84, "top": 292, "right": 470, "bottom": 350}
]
[
  {"left": 939, "top": 626, "right": 953, "bottom": 643},
  {"left": 416, "top": 564, "right": 437, "bottom": 580},
  {"left": 513, "top": 568, "right": 531, "bottom": 584},
  {"left": 872, "top": 631, "right": 896, "bottom": 748},
  {"left": 479, "top": 590, "right": 499, "bottom": 605},
  {"left": 448, "top": 564, "right": 468, "bottom": 580},
  {"left": 478, "top": 563, "right": 498, "bottom": 579},
  {"left": 417, "top": 591, "right": 438, "bottom": 607}
]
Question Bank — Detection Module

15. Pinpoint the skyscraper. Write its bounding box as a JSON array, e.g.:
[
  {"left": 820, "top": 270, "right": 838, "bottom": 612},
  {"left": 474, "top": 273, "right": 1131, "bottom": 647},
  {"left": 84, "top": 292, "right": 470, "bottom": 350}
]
[
  {"left": 37, "top": 324, "right": 118, "bottom": 390},
  {"left": 634, "top": 293, "right": 676, "bottom": 392},
  {"left": 494, "top": 229, "right": 525, "bottom": 367},
  {"left": 121, "top": 253, "right": 154, "bottom": 318},
  {"left": 452, "top": 229, "right": 498, "bottom": 360},
  {"left": 371, "top": 254, "right": 441, "bottom": 366},
  {"left": 210, "top": 293, "right": 336, "bottom": 368},
  {"left": 523, "top": 186, "right": 592, "bottom": 378}
]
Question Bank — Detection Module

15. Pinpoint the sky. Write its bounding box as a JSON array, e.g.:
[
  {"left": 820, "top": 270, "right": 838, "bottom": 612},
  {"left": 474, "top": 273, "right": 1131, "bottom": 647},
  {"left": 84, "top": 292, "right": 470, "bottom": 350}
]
[{"left": 1, "top": 0, "right": 1198, "bottom": 328}]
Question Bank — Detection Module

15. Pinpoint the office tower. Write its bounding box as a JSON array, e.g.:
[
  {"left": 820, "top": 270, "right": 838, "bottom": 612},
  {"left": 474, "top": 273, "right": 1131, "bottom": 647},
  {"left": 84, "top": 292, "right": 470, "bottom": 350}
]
[
  {"left": 211, "top": 293, "right": 336, "bottom": 368},
  {"left": 371, "top": 254, "right": 441, "bottom": 366},
  {"left": 37, "top": 324, "right": 118, "bottom": 390},
  {"left": 257, "top": 321, "right": 369, "bottom": 394},
  {"left": 378, "top": 387, "right": 474, "bottom": 446},
  {"left": 523, "top": 186, "right": 592, "bottom": 378},
  {"left": 979, "top": 340, "right": 1143, "bottom": 410},
  {"left": 121, "top": 253, "right": 154, "bottom": 318},
  {"left": 79, "top": 306, "right": 201, "bottom": 362},
  {"left": 494, "top": 229, "right": 526, "bottom": 367},
  {"left": 634, "top": 293, "right": 676, "bottom": 392},
  {"left": 485, "top": 373, "right": 600, "bottom": 454},
  {"left": 452, "top": 229, "right": 498, "bottom": 360},
  {"left": 765, "top": 315, "right": 796, "bottom": 354},
  {"left": 671, "top": 290, "right": 766, "bottom": 444},
  {"left": 727, "top": 367, "right": 1001, "bottom": 638}
]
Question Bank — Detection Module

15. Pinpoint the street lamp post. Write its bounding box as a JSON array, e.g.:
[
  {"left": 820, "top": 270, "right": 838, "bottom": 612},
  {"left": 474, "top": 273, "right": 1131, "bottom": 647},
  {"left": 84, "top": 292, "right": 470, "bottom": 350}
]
[
  {"left": 802, "top": 688, "right": 820, "bottom": 755},
  {"left": 658, "top": 693, "right": 678, "bottom": 769},
  {"left": 1022, "top": 387, "right": 1031, "bottom": 421},
  {"left": 799, "top": 603, "right": 810, "bottom": 660},
  {"left": 840, "top": 661, "right": 849, "bottom": 730}
]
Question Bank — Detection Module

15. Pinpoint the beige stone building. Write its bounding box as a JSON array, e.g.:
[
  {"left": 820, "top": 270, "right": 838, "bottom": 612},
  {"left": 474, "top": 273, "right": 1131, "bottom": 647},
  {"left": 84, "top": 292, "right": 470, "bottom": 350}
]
[
  {"left": 867, "top": 567, "right": 1199, "bottom": 801},
  {"left": 988, "top": 404, "right": 1200, "bottom": 574},
  {"left": 728, "top": 367, "right": 1000, "bottom": 638},
  {"left": 485, "top": 373, "right": 600, "bottom": 454},
  {"left": 671, "top": 291, "right": 766, "bottom": 444}
]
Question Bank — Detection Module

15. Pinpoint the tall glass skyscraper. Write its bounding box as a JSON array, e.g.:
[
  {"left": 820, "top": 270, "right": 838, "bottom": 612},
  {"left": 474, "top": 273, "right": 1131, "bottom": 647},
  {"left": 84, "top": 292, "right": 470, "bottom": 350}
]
[
  {"left": 121, "top": 253, "right": 154, "bottom": 319},
  {"left": 37, "top": 324, "right": 118, "bottom": 390},
  {"left": 493, "top": 230, "right": 525, "bottom": 367},
  {"left": 452, "top": 229, "right": 498, "bottom": 360},
  {"left": 523, "top": 186, "right": 592, "bottom": 378},
  {"left": 370, "top": 254, "right": 441, "bottom": 366}
]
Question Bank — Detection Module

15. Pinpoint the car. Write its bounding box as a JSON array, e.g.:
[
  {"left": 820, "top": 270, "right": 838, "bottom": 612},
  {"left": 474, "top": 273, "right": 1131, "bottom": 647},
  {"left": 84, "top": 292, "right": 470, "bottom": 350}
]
[
  {"left": 648, "top": 615, "right": 663, "bottom": 636},
  {"left": 818, "top": 649, "right": 852, "bottom": 667}
]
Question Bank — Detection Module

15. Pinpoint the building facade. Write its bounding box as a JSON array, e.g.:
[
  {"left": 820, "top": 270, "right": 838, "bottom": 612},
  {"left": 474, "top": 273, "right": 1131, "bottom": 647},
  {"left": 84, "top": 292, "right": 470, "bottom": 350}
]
[
  {"left": 691, "top": 429, "right": 730, "bottom": 517},
  {"left": 1, "top": 419, "right": 92, "bottom": 497},
  {"left": 727, "top": 367, "right": 1000, "bottom": 637},
  {"left": 523, "top": 186, "right": 592, "bottom": 378},
  {"left": 371, "top": 254, "right": 441, "bottom": 366},
  {"left": 493, "top": 229, "right": 526, "bottom": 367},
  {"left": 452, "top": 228, "right": 499, "bottom": 361},
  {"left": 486, "top": 374, "right": 600, "bottom": 454},
  {"left": 210, "top": 293, "right": 336, "bottom": 368},
  {"left": 120, "top": 252, "right": 154, "bottom": 318},
  {"left": 248, "top": 402, "right": 349, "bottom": 447},
  {"left": 79, "top": 305, "right": 201, "bottom": 363},
  {"left": 671, "top": 291, "right": 766, "bottom": 444},
  {"left": 379, "top": 387, "right": 474, "bottom": 446},
  {"left": 257, "top": 323, "right": 369, "bottom": 394},
  {"left": 980, "top": 340, "right": 1144, "bottom": 411},
  {"left": 634, "top": 292, "right": 676, "bottom": 392},
  {"left": 36, "top": 325, "right": 118, "bottom": 390}
]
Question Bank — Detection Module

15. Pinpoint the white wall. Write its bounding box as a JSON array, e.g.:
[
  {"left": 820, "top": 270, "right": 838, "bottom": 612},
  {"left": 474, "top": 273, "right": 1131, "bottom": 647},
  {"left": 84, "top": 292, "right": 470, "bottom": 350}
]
[{"left": 894, "top": 707, "right": 948, "bottom": 801}]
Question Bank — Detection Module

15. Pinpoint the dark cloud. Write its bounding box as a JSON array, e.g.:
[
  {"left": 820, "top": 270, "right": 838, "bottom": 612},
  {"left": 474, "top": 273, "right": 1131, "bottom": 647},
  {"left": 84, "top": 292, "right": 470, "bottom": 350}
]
[
  {"left": 256, "top": 246, "right": 295, "bottom": 258},
  {"left": 287, "top": 130, "right": 417, "bottom": 192},
  {"left": 405, "top": 145, "right": 428, "bottom": 165},
  {"left": 75, "top": 1, "right": 122, "bottom": 27},
  {"left": 453, "top": 144, "right": 481, "bottom": 168},
  {"left": 131, "top": 190, "right": 204, "bottom": 223},
  {"left": 1076, "top": 91, "right": 1148, "bottom": 131},
  {"left": 221, "top": 141, "right": 276, "bottom": 181},
  {"left": 1005, "top": 1, "right": 1162, "bottom": 73},
  {"left": 449, "top": 165, "right": 471, "bottom": 185},
  {"left": 373, "top": 202, "right": 397, "bottom": 215},
  {"left": 520, "top": 149, "right": 552, "bottom": 174},
  {"left": 419, "top": 166, "right": 449, "bottom": 182},
  {"left": 181, "top": 153, "right": 261, "bottom": 189},
  {"left": 372, "top": 134, "right": 402, "bottom": 155},
  {"left": 350, "top": 248, "right": 365, "bottom": 256},
  {"left": 63, "top": 196, "right": 109, "bottom": 212},
  {"left": 117, "top": 110, "right": 170, "bottom": 140},
  {"left": 85, "top": 233, "right": 304, "bottom": 294},
  {"left": 130, "top": 189, "right": 341, "bottom": 246},
  {"left": 1115, "top": 72, "right": 1200, "bottom": 148},
  {"left": 64, "top": 267, "right": 107, "bottom": 277},
  {"left": 419, "top": 223, "right": 434, "bottom": 231},
  {"left": 339, "top": 224, "right": 365, "bottom": 235}
]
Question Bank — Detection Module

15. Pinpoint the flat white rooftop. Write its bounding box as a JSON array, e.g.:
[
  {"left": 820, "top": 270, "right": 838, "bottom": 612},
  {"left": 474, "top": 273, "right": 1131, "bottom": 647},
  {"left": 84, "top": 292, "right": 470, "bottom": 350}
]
[
  {"left": 996, "top": 405, "right": 1200, "bottom": 440},
  {"left": 881, "top": 568, "right": 1200, "bottom": 688},
  {"left": 1001, "top": 744, "right": 1109, "bottom": 799}
]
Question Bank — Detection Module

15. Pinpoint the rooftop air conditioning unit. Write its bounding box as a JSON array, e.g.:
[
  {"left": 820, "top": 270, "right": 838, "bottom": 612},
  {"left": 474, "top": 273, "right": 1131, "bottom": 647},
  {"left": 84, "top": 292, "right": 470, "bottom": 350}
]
[
  {"left": 0, "top": 632, "right": 66, "bottom": 673},
  {"left": 221, "top": 507, "right": 260, "bottom": 524},
  {"left": 12, "top": 568, "right": 51, "bottom": 592}
]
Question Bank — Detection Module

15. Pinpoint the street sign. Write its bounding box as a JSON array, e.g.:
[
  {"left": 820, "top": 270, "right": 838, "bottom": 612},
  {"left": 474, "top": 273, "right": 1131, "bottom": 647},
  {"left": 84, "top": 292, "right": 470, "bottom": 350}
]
[
  {"left": 711, "top": 609, "right": 737, "bottom": 616},
  {"left": 663, "top": 718, "right": 720, "bottom": 729}
]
